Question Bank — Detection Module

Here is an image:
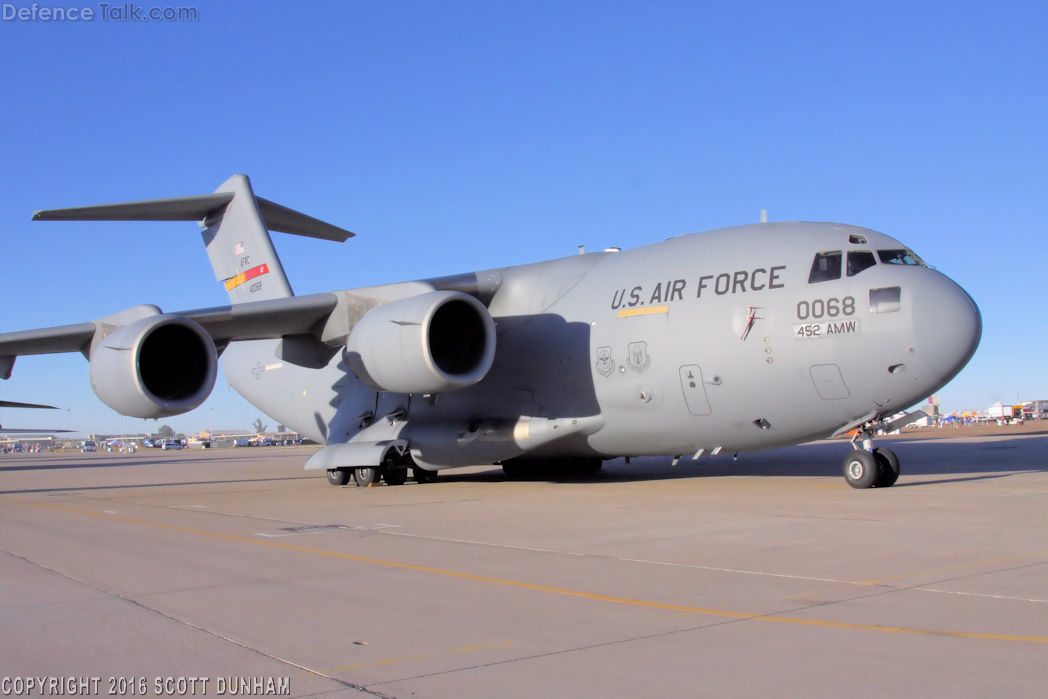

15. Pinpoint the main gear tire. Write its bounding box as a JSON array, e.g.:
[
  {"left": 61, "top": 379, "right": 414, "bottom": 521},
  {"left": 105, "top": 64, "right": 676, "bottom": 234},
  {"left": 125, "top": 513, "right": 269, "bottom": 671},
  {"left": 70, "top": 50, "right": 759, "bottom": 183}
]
[
  {"left": 353, "top": 467, "right": 380, "bottom": 487},
  {"left": 384, "top": 467, "right": 408, "bottom": 486},
  {"left": 326, "top": 468, "right": 351, "bottom": 486}
]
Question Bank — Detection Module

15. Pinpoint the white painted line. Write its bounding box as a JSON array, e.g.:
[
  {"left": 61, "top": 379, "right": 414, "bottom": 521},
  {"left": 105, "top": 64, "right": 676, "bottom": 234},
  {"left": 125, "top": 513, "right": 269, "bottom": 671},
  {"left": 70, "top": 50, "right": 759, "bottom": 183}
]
[{"left": 916, "top": 587, "right": 1048, "bottom": 605}]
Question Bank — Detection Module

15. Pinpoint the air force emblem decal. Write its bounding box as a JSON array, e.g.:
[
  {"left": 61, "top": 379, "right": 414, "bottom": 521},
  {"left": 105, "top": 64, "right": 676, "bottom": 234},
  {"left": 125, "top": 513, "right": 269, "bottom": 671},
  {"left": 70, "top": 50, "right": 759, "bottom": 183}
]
[
  {"left": 595, "top": 345, "right": 615, "bottom": 377},
  {"left": 627, "top": 341, "right": 651, "bottom": 373}
]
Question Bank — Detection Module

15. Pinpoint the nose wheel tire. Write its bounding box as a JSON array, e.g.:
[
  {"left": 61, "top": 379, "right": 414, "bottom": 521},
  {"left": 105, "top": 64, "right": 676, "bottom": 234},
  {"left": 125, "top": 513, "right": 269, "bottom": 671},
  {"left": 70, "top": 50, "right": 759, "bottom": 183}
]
[
  {"left": 843, "top": 448, "right": 901, "bottom": 489},
  {"left": 843, "top": 450, "right": 879, "bottom": 489},
  {"left": 873, "top": 447, "right": 900, "bottom": 487}
]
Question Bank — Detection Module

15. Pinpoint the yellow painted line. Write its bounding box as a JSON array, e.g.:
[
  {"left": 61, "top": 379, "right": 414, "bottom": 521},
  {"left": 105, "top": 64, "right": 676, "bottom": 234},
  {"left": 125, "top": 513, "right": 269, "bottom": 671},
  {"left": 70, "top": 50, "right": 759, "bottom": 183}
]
[
  {"left": 617, "top": 305, "right": 669, "bottom": 318},
  {"left": 10, "top": 497, "right": 1048, "bottom": 645},
  {"left": 857, "top": 549, "right": 1048, "bottom": 586}
]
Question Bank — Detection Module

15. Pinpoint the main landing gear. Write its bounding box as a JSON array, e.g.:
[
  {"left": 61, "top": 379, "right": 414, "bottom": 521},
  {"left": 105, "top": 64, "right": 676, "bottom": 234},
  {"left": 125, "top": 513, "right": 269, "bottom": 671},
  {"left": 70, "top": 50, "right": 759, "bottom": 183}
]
[
  {"left": 842, "top": 423, "right": 900, "bottom": 489},
  {"left": 324, "top": 466, "right": 385, "bottom": 486},
  {"left": 325, "top": 450, "right": 437, "bottom": 487}
]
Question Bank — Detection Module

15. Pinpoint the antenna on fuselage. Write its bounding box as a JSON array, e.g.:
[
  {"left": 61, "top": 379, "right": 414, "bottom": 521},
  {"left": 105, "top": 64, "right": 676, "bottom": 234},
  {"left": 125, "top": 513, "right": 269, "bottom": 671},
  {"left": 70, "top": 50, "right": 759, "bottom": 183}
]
[{"left": 760, "top": 209, "right": 767, "bottom": 223}]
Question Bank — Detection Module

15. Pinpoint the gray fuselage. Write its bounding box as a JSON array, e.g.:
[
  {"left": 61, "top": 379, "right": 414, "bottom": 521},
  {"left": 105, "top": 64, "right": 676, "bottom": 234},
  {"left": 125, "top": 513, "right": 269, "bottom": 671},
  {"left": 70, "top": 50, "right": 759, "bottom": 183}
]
[{"left": 223, "top": 221, "right": 981, "bottom": 468}]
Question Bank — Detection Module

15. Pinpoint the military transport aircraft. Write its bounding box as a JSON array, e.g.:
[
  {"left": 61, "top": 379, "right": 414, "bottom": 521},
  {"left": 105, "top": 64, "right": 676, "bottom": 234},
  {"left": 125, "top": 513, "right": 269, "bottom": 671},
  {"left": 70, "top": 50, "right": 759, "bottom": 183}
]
[{"left": 0, "top": 175, "right": 981, "bottom": 488}]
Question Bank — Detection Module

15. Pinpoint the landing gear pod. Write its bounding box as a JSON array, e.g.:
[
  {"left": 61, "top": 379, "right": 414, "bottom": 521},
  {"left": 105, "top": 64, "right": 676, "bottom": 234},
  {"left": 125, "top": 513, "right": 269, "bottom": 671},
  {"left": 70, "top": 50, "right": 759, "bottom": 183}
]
[
  {"left": 345, "top": 290, "right": 496, "bottom": 394},
  {"left": 89, "top": 315, "right": 217, "bottom": 418}
]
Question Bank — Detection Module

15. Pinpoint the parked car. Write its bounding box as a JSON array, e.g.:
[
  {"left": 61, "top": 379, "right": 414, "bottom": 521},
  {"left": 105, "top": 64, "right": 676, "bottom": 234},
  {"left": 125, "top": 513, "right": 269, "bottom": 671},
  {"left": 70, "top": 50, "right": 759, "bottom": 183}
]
[{"left": 161, "top": 440, "right": 183, "bottom": 450}]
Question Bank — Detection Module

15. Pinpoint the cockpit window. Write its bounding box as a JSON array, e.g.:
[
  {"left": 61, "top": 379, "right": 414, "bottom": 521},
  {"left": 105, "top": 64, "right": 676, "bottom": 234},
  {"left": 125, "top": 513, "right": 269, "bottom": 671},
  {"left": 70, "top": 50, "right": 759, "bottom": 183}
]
[
  {"left": 847, "top": 251, "right": 877, "bottom": 277},
  {"left": 878, "top": 249, "right": 925, "bottom": 266},
  {"left": 808, "top": 251, "right": 842, "bottom": 283}
]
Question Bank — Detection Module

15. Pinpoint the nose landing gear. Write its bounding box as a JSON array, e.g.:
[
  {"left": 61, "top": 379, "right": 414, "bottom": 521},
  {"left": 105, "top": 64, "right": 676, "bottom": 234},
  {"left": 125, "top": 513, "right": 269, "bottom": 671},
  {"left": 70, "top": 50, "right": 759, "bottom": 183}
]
[{"left": 842, "top": 423, "right": 900, "bottom": 489}]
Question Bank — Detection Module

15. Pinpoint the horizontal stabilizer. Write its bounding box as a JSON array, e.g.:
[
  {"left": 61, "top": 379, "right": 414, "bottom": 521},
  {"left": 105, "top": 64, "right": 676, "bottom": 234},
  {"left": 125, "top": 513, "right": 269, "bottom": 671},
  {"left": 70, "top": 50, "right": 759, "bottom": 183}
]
[
  {"left": 33, "top": 193, "right": 234, "bottom": 222},
  {"left": 256, "top": 197, "right": 355, "bottom": 242},
  {"left": 33, "top": 188, "right": 354, "bottom": 242}
]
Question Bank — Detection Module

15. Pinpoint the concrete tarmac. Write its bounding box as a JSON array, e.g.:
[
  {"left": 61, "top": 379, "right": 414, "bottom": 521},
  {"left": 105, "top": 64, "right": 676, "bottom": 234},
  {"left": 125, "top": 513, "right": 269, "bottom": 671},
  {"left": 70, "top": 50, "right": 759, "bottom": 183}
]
[{"left": 2, "top": 430, "right": 1046, "bottom": 697}]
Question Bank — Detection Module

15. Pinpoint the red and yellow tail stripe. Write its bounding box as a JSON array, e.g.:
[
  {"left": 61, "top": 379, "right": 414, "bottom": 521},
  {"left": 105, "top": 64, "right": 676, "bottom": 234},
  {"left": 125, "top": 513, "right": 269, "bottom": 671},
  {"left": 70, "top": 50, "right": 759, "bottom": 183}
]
[{"left": 224, "top": 264, "right": 270, "bottom": 291}]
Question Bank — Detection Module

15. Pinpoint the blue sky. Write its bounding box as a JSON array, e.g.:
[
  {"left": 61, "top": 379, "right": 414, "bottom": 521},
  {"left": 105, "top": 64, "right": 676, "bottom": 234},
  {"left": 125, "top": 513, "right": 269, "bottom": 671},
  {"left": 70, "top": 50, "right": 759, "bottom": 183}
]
[{"left": 1, "top": 0, "right": 1045, "bottom": 436}]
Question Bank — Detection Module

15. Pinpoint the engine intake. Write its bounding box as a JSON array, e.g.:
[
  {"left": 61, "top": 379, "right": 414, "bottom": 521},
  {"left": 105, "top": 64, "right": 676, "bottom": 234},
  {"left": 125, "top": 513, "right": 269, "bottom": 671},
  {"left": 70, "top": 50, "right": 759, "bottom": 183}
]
[
  {"left": 345, "top": 291, "right": 495, "bottom": 394},
  {"left": 89, "top": 315, "right": 217, "bottom": 418}
]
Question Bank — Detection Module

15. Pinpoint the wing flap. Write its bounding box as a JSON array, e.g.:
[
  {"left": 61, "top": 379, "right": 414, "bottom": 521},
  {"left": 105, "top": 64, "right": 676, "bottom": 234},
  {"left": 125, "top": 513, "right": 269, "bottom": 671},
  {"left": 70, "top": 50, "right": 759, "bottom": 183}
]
[
  {"left": 183, "top": 293, "right": 340, "bottom": 342},
  {"left": 0, "top": 322, "right": 95, "bottom": 357},
  {"left": 0, "top": 323, "right": 94, "bottom": 380}
]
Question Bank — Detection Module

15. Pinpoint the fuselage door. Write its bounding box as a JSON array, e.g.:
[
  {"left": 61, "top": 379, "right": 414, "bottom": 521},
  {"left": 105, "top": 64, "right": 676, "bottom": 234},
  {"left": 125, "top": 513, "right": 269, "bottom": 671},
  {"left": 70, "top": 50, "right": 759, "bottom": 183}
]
[
  {"left": 679, "top": 364, "right": 712, "bottom": 416},
  {"left": 810, "top": 364, "right": 850, "bottom": 400}
]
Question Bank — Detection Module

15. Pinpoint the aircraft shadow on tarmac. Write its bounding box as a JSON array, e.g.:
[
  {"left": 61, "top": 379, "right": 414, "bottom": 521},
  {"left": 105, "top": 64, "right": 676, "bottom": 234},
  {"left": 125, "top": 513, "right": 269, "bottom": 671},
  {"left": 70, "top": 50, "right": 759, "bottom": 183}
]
[
  {"left": 0, "top": 453, "right": 316, "bottom": 495},
  {"left": 1, "top": 457, "right": 220, "bottom": 471},
  {"left": 438, "top": 432, "right": 1047, "bottom": 487},
  {"left": 2, "top": 433, "right": 1043, "bottom": 493},
  {"left": 0, "top": 475, "right": 316, "bottom": 496},
  {"left": 0, "top": 450, "right": 287, "bottom": 473}
]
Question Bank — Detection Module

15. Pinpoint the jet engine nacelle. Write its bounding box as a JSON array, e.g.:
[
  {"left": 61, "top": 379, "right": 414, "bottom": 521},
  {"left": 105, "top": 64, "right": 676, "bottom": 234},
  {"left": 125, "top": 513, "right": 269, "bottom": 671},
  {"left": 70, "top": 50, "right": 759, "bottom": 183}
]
[
  {"left": 89, "top": 315, "right": 218, "bottom": 418},
  {"left": 345, "top": 290, "right": 496, "bottom": 394}
]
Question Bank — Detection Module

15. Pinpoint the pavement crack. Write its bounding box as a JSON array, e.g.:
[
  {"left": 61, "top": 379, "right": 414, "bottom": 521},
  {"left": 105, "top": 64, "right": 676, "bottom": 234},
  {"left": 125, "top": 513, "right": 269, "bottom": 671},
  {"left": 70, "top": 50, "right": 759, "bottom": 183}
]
[
  {"left": 368, "top": 618, "right": 743, "bottom": 687},
  {"left": 0, "top": 548, "right": 386, "bottom": 698},
  {"left": 907, "top": 559, "right": 1048, "bottom": 596}
]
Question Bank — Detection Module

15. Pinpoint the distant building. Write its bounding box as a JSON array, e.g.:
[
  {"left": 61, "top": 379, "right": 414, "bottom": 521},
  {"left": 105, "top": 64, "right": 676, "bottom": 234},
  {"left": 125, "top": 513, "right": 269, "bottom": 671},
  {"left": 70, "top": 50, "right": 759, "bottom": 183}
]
[{"left": 1022, "top": 400, "right": 1047, "bottom": 419}]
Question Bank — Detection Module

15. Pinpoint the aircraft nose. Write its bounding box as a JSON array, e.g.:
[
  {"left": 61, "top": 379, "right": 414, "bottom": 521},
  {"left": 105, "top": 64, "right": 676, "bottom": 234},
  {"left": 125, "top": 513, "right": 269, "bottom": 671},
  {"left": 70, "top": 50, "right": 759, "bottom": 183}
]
[{"left": 913, "top": 272, "right": 982, "bottom": 385}]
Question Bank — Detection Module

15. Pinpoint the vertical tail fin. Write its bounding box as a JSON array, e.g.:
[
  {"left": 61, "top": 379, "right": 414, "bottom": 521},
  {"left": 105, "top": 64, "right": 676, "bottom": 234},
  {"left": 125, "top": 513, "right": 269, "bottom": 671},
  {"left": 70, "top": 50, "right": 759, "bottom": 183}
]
[
  {"left": 204, "top": 174, "right": 293, "bottom": 303},
  {"left": 32, "top": 174, "right": 354, "bottom": 306}
]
